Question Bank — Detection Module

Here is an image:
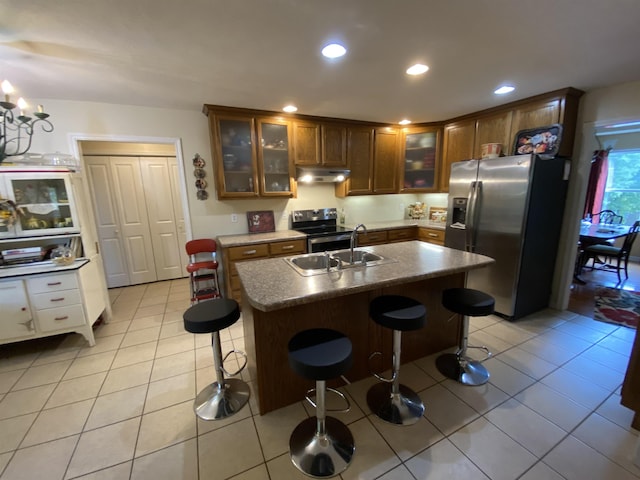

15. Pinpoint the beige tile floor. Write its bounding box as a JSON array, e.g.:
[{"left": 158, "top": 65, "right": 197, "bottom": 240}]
[{"left": 1, "top": 278, "right": 639, "bottom": 479}]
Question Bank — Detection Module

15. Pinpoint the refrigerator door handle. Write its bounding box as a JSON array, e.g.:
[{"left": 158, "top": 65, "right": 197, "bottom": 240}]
[
  {"left": 469, "top": 181, "right": 483, "bottom": 252},
  {"left": 465, "top": 181, "right": 477, "bottom": 252}
]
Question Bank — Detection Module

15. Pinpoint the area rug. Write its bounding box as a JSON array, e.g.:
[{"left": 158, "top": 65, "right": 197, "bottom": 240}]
[{"left": 593, "top": 286, "right": 640, "bottom": 329}]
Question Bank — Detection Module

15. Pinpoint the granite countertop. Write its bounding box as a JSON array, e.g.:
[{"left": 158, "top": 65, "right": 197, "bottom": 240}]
[
  {"left": 0, "top": 258, "right": 90, "bottom": 279},
  {"left": 217, "top": 230, "right": 306, "bottom": 248},
  {"left": 345, "top": 219, "right": 446, "bottom": 231},
  {"left": 217, "top": 220, "right": 446, "bottom": 248},
  {"left": 235, "top": 240, "right": 493, "bottom": 312}
]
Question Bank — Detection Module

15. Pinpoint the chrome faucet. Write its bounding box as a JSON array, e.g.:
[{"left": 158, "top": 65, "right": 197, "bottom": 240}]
[{"left": 350, "top": 224, "right": 367, "bottom": 263}]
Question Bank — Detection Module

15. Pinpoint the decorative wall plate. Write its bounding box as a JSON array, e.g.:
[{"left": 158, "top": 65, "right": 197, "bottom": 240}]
[
  {"left": 194, "top": 168, "right": 206, "bottom": 178},
  {"left": 192, "top": 153, "right": 206, "bottom": 168},
  {"left": 196, "top": 189, "right": 209, "bottom": 200},
  {"left": 195, "top": 178, "right": 207, "bottom": 189}
]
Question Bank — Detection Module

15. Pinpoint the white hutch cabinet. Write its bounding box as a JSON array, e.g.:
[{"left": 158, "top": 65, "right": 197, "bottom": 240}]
[{"left": 0, "top": 166, "right": 111, "bottom": 346}]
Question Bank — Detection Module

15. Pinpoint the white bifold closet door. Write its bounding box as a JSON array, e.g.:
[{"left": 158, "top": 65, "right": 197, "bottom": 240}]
[{"left": 85, "top": 156, "right": 187, "bottom": 288}]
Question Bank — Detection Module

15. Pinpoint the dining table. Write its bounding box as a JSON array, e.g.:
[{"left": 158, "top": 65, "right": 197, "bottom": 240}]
[{"left": 574, "top": 222, "right": 633, "bottom": 283}]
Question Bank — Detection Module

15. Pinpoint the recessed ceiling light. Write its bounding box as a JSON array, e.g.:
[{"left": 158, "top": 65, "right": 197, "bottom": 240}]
[
  {"left": 399, "top": 119, "right": 412, "bottom": 125},
  {"left": 321, "top": 43, "right": 347, "bottom": 59},
  {"left": 494, "top": 85, "right": 515, "bottom": 95},
  {"left": 406, "top": 64, "right": 429, "bottom": 75},
  {"left": 282, "top": 105, "right": 298, "bottom": 113}
]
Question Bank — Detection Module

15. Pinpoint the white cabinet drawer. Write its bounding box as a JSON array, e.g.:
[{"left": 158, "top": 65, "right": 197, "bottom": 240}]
[
  {"left": 27, "top": 274, "right": 78, "bottom": 294},
  {"left": 31, "top": 289, "right": 82, "bottom": 311},
  {"left": 36, "top": 304, "right": 85, "bottom": 331}
]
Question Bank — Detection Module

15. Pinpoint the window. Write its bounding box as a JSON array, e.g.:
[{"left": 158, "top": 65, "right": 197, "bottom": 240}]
[{"left": 601, "top": 149, "right": 640, "bottom": 224}]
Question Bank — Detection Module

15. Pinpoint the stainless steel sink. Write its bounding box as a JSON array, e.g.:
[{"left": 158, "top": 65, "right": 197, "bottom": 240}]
[
  {"left": 284, "top": 249, "right": 393, "bottom": 276},
  {"left": 330, "top": 250, "right": 384, "bottom": 264}
]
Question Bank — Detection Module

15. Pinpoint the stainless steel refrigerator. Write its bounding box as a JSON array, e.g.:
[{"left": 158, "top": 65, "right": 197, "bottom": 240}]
[{"left": 445, "top": 154, "right": 569, "bottom": 320}]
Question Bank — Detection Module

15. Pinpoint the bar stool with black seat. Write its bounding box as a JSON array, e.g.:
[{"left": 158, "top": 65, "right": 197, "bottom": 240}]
[
  {"left": 367, "top": 295, "right": 427, "bottom": 425},
  {"left": 288, "top": 328, "right": 355, "bottom": 478},
  {"left": 183, "top": 298, "right": 249, "bottom": 420},
  {"left": 436, "top": 288, "right": 495, "bottom": 386}
]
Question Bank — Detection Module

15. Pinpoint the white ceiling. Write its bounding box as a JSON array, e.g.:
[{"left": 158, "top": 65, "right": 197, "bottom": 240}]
[{"left": 2, "top": 0, "right": 640, "bottom": 124}]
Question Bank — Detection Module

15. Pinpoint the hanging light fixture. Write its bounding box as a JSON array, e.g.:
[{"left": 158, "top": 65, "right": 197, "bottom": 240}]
[{"left": 0, "top": 80, "right": 54, "bottom": 163}]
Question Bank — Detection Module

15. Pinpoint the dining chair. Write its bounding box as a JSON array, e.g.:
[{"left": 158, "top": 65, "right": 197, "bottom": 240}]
[
  {"left": 592, "top": 209, "right": 624, "bottom": 225},
  {"left": 583, "top": 221, "right": 640, "bottom": 282}
]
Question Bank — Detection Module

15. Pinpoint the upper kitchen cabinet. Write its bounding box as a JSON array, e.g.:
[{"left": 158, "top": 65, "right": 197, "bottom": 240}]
[
  {"left": 256, "top": 119, "right": 295, "bottom": 196},
  {"left": 210, "top": 113, "right": 259, "bottom": 198},
  {"left": 440, "top": 87, "right": 583, "bottom": 192},
  {"left": 335, "top": 126, "right": 374, "bottom": 197},
  {"left": 293, "top": 121, "right": 347, "bottom": 167},
  {"left": 373, "top": 128, "right": 400, "bottom": 194},
  {"left": 204, "top": 106, "right": 295, "bottom": 199},
  {"left": 399, "top": 127, "right": 441, "bottom": 193},
  {"left": 441, "top": 119, "right": 475, "bottom": 192},
  {"left": 474, "top": 110, "right": 513, "bottom": 159}
]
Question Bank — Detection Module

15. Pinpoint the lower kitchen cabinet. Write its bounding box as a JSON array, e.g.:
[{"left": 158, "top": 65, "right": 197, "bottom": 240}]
[
  {"left": 357, "top": 230, "right": 388, "bottom": 246},
  {"left": 0, "top": 261, "right": 107, "bottom": 346},
  {"left": 419, "top": 227, "right": 445, "bottom": 246},
  {"left": 222, "top": 239, "right": 306, "bottom": 305},
  {"left": 387, "top": 227, "right": 417, "bottom": 243}
]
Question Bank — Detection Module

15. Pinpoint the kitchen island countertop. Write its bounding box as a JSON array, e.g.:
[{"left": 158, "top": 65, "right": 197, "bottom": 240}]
[{"left": 236, "top": 240, "right": 493, "bottom": 312}]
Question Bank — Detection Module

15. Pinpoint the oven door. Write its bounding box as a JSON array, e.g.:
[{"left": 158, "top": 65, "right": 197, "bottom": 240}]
[{"left": 308, "top": 233, "right": 352, "bottom": 253}]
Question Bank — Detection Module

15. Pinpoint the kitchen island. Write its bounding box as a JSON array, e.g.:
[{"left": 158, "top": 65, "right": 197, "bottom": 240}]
[{"left": 235, "top": 240, "right": 494, "bottom": 414}]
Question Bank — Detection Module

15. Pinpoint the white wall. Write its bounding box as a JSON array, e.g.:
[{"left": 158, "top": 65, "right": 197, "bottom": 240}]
[{"left": 552, "top": 80, "right": 640, "bottom": 310}]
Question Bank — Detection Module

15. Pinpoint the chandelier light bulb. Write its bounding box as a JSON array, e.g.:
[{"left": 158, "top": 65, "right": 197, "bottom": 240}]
[{"left": 2, "top": 80, "right": 14, "bottom": 102}]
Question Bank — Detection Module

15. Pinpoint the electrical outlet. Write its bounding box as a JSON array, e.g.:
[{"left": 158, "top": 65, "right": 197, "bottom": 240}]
[{"left": 231, "top": 213, "right": 238, "bottom": 223}]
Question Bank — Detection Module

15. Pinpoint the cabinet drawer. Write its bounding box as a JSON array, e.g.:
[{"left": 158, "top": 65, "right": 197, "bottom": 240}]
[
  {"left": 269, "top": 239, "right": 305, "bottom": 256},
  {"left": 37, "top": 304, "right": 85, "bottom": 331},
  {"left": 419, "top": 227, "right": 445, "bottom": 245},
  {"left": 31, "top": 289, "right": 82, "bottom": 311},
  {"left": 387, "top": 228, "right": 416, "bottom": 242},
  {"left": 358, "top": 231, "right": 388, "bottom": 245},
  {"left": 27, "top": 274, "right": 78, "bottom": 294},
  {"left": 227, "top": 244, "right": 269, "bottom": 261}
]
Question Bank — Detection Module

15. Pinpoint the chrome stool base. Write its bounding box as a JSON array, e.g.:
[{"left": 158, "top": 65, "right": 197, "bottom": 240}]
[
  {"left": 194, "top": 378, "right": 250, "bottom": 420},
  {"left": 290, "top": 416, "right": 355, "bottom": 478},
  {"left": 436, "top": 353, "right": 490, "bottom": 386},
  {"left": 366, "top": 382, "right": 424, "bottom": 425}
]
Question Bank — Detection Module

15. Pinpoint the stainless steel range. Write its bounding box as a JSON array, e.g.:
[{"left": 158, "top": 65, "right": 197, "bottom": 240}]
[{"left": 291, "top": 208, "right": 353, "bottom": 253}]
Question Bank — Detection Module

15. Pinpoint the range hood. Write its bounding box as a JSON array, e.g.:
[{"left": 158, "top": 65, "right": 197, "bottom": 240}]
[{"left": 296, "top": 167, "right": 350, "bottom": 183}]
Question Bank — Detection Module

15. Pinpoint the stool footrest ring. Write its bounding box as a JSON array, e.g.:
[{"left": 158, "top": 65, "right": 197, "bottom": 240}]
[
  {"left": 221, "top": 349, "right": 248, "bottom": 377},
  {"left": 368, "top": 351, "right": 397, "bottom": 383},
  {"left": 458, "top": 344, "right": 492, "bottom": 363},
  {"left": 305, "top": 387, "right": 351, "bottom": 413}
]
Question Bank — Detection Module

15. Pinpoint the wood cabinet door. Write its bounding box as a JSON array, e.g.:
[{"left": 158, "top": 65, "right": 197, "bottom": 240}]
[
  {"left": 399, "top": 127, "right": 440, "bottom": 193},
  {"left": 373, "top": 128, "right": 399, "bottom": 194},
  {"left": 508, "top": 98, "right": 561, "bottom": 147},
  {"left": 321, "top": 124, "right": 347, "bottom": 167},
  {"left": 474, "top": 111, "right": 513, "bottom": 158},
  {"left": 293, "top": 121, "right": 321, "bottom": 165},
  {"left": 337, "top": 127, "right": 374, "bottom": 196},
  {"left": 441, "top": 120, "right": 475, "bottom": 192}
]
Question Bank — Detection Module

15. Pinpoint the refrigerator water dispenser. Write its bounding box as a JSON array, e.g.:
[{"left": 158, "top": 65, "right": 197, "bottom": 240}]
[{"left": 451, "top": 198, "right": 468, "bottom": 225}]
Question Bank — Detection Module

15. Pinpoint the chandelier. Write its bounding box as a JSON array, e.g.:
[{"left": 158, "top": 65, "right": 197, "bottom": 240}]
[{"left": 0, "top": 80, "right": 54, "bottom": 163}]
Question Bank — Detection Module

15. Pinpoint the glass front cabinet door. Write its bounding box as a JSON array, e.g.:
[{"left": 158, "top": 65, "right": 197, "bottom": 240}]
[
  {"left": 257, "top": 119, "right": 295, "bottom": 197},
  {"left": 214, "top": 115, "right": 259, "bottom": 198},
  {"left": 399, "top": 127, "right": 441, "bottom": 193},
  {"left": 1, "top": 172, "right": 80, "bottom": 237}
]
